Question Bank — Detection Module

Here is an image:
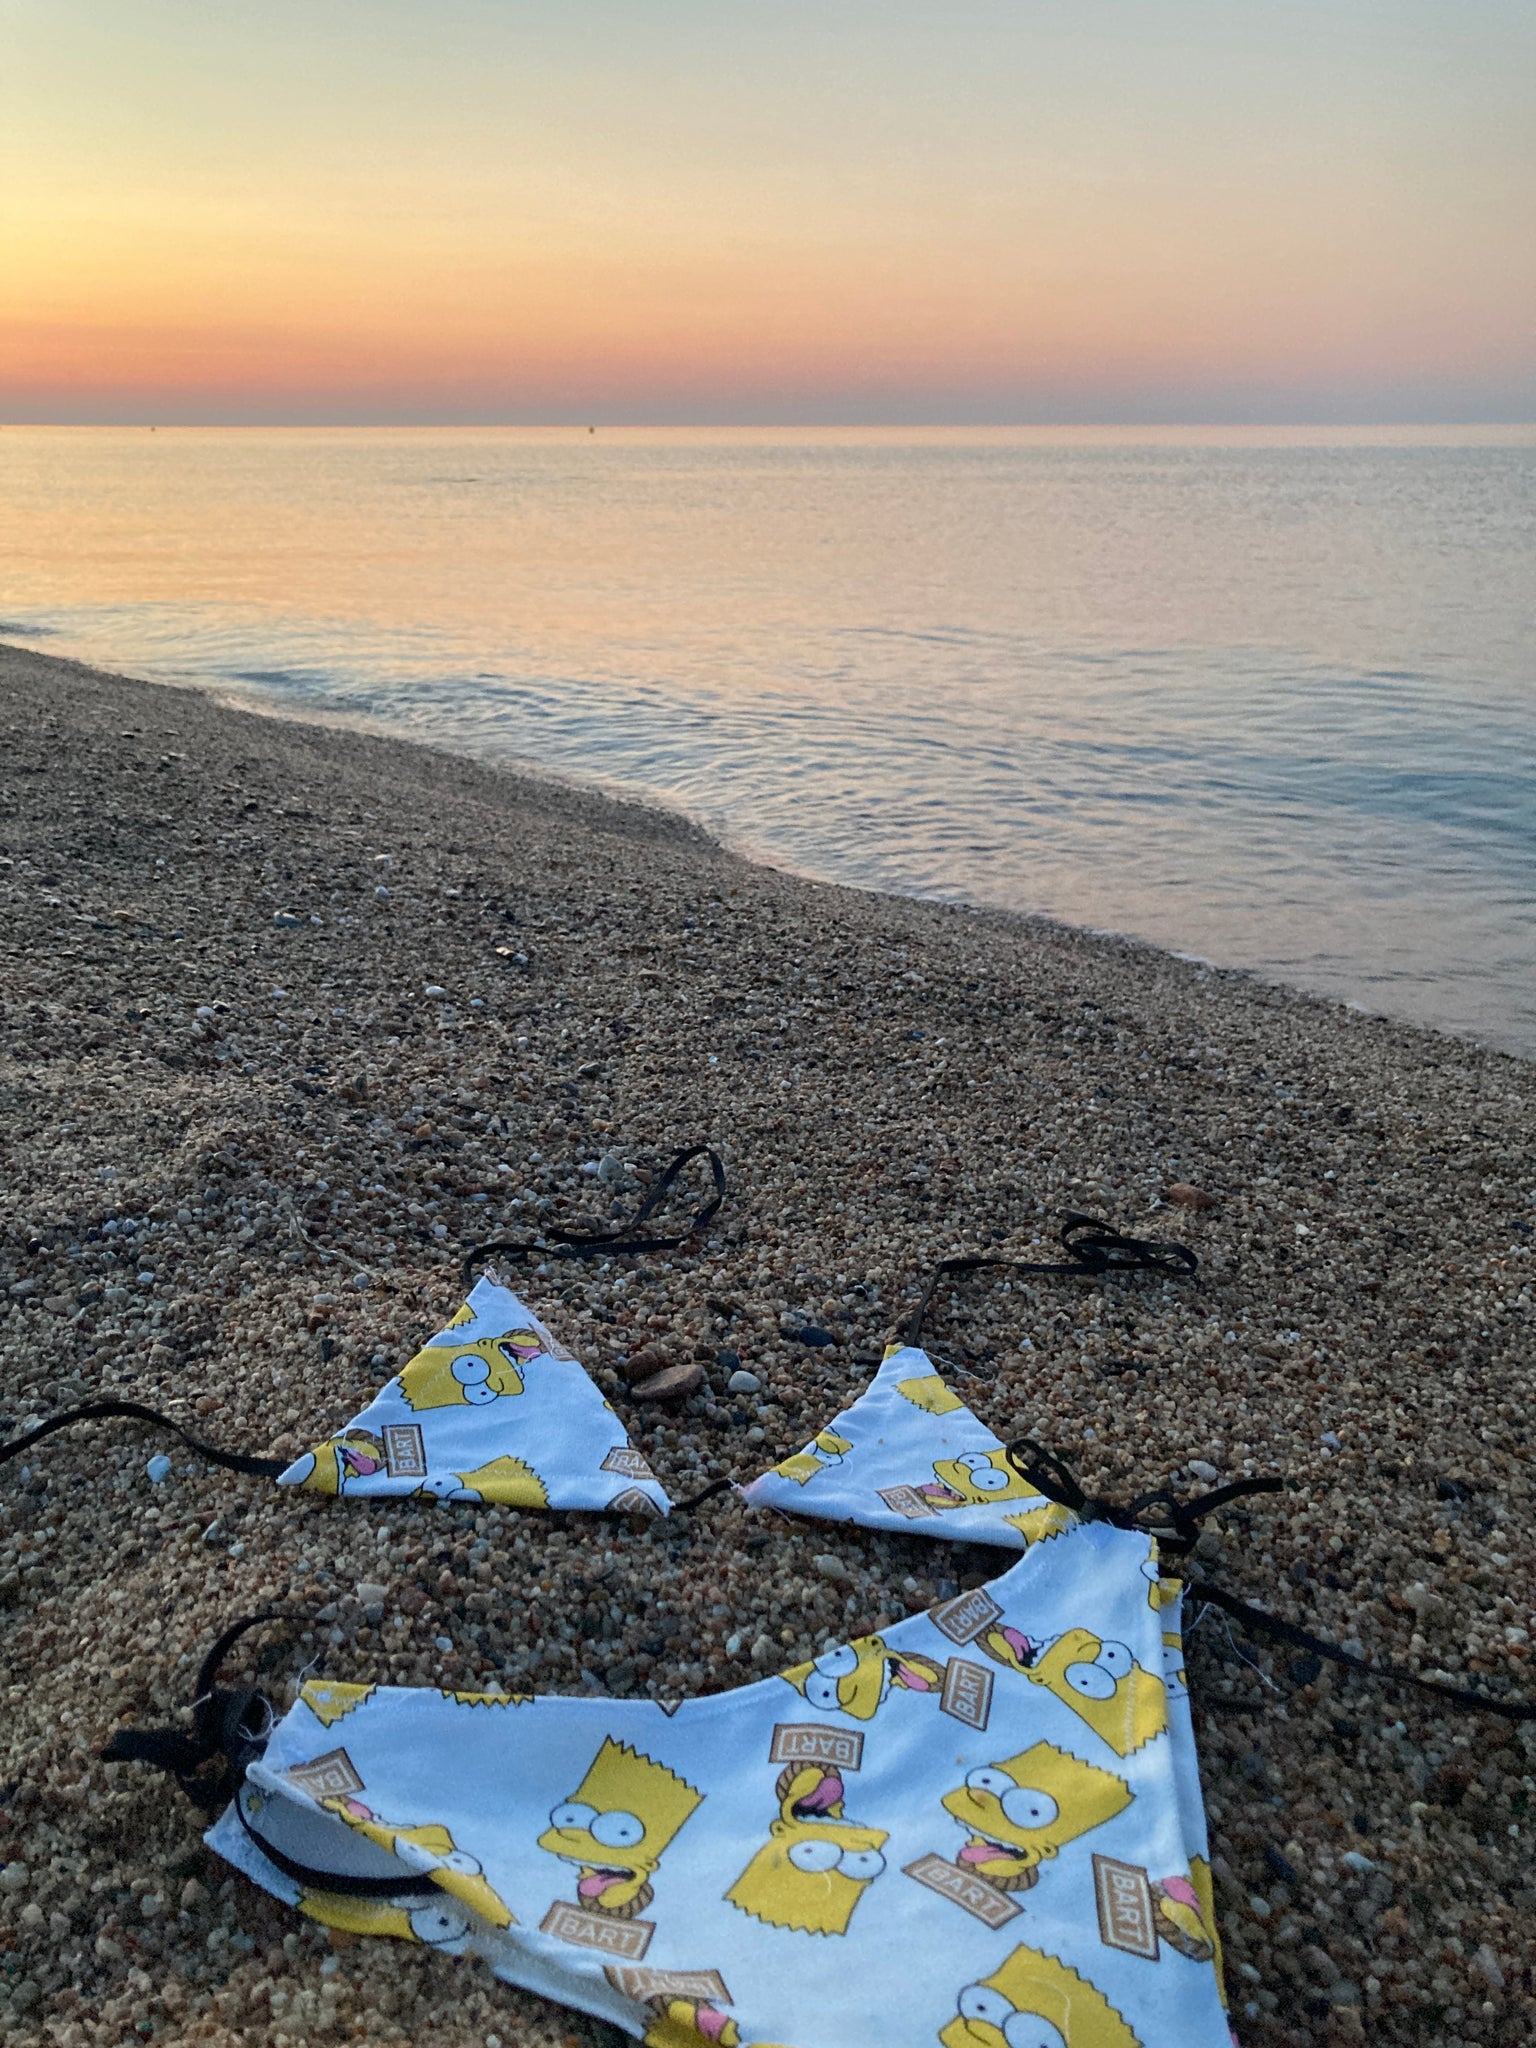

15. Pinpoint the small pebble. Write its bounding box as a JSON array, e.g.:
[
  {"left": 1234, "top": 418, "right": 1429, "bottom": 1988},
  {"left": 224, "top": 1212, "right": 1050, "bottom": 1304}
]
[
  {"left": 1470, "top": 1943, "right": 1505, "bottom": 1991},
  {"left": 727, "top": 1368, "right": 761, "bottom": 1394},
  {"left": 631, "top": 1360, "right": 704, "bottom": 1402},
  {"left": 813, "top": 1553, "right": 850, "bottom": 1584},
  {"left": 1165, "top": 1182, "right": 1217, "bottom": 1209},
  {"left": 145, "top": 1454, "right": 172, "bottom": 1484},
  {"left": 0, "top": 1863, "right": 30, "bottom": 1892}
]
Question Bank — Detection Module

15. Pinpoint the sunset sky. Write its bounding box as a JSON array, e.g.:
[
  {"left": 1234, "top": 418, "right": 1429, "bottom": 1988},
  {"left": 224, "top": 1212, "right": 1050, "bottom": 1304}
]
[{"left": 3, "top": 0, "right": 1533, "bottom": 424}]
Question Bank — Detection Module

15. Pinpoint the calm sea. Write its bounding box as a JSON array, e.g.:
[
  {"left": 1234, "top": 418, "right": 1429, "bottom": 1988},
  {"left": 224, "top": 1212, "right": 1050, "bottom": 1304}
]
[{"left": 2, "top": 425, "right": 1532, "bottom": 1056}]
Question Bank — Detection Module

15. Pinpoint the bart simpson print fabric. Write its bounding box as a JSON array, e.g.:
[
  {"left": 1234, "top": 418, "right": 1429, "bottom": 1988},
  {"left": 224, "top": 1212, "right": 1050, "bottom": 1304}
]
[
  {"left": 278, "top": 1274, "right": 669, "bottom": 1515},
  {"left": 741, "top": 1342, "right": 1077, "bottom": 1549},
  {"left": 210, "top": 1523, "right": 1230, "bottom": 2046}
]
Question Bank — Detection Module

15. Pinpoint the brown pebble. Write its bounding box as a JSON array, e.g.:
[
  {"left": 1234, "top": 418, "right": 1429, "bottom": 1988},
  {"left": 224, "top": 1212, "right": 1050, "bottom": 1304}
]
[
  {"left": 619, "top": 1342, "right": 673, "bottom": 1382},
  {"left": 1165, "top": 1182, "right": 1217, "bottom": 1210},
  {"left": 630, "top": 1360, "right": 704, "bottom": 1402}
]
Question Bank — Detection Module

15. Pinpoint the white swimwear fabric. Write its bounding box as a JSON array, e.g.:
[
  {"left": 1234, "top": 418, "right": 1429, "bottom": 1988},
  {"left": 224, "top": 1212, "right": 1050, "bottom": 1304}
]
[
  {"left": 741, "top": 1343, "right": 1069, "bottom": 1550},
  {"left": 210, "top": 1523, "right": 1229, "bottom": 2048},
  {"left": 277, "top": 1275, "right": 669, "bottom": 1516}
]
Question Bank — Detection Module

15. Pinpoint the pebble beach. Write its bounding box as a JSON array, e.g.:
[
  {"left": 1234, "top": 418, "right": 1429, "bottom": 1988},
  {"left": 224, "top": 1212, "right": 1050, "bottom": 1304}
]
[{"left": 0, "top": 640, "right": 1532, "bottom": 2045}]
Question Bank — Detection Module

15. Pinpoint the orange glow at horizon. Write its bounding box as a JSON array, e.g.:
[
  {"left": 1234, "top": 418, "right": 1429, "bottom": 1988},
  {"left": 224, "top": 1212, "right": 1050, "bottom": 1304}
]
[{"left": 3, "top": 1, "right": 1533, "bottom": 423}]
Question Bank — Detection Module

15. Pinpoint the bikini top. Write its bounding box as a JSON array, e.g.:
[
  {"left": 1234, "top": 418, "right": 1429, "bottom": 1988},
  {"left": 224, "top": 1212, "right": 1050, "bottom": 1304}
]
[{"left": 1, "top": 1182, "right": 1190, "bottom": 1538}]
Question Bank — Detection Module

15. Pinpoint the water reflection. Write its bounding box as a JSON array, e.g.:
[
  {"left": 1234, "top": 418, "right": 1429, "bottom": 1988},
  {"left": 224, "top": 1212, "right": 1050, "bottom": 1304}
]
[{"left": 0, "top": 426, "right": 1531, "bottom": 1055}]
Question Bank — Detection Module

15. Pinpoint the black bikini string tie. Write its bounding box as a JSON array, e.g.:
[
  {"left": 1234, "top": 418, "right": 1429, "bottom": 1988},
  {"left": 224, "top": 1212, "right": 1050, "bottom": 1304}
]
[
  {"left": 1187, "top": 1580, "right": 1534, "bottom": 1724},
  {"left": 1007, "top": 1440, "right": 1534, "bottom": 1723},
  {"left": 0, "top": 1398, "right": 286, "bottom": 1480},
  {"left": 905, "top": 1213, "right": 1198, "bottom": 1351},
  {"left": 1004, "top": 1436, "right": 1284, "bottom": 1555},
  {"left": 100, "top": 1610, "right": 290, "bottom": 1811},
  {"left": 104, "top": 1615, "right": 448, "bottom": 1898},
  {"left": 464, "top": 1143, "right": 727, "bottom": 1279}
]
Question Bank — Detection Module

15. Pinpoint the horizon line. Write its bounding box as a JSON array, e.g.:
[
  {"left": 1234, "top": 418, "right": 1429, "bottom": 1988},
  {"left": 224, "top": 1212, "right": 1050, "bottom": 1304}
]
[{"left": 5, "top": 417, "right": 1535, "bottom": 432}]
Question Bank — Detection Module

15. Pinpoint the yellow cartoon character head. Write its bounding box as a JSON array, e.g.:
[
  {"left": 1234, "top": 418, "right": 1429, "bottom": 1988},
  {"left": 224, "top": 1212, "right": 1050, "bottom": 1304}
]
[
  {"left": 1016, "top": 1629, "right": 1167, "bottom": 1758},
  {"left": 538, "top": 1738, "right": 702, "bottom": 1917},
  {"left": 287, "top": 1429, "right": 387, "bottom": 1494},
  {"left": 772, "top": 1429, "right": 853, "bottom": 1487},
  {"left": 643, "top": 2000, "right": 741, "bottom": 2048},
  {"left": 297, "top": 1885, "right": 473, "bottom": 1950},
  {"left": 399, "top": 1330, "right": 541, "bottom": 1412},
  {"left": 417, "top": 1453, "right": 548, "bottom": 1507},
  {"left": 781, "top": 1633, "right": 945, "bottom": 1722},
  {"left": 924, "top": 1449, "right": 1042, "bottom": 1511},
  {"left": 1003, "top": 1502, "right": 1077, "bottom": 1547},
  {"left": 940, "top": 1742, "right": 1131, "bottom": 1893},
  {"left": 322, "top": 1798, "right": 514, "bottom": 1929},
  {"left": 1151, "top": 1858, "right": 1219, "bottom": 1965},
  {"left": 938, "top": 1943, "right": 1141, "bottom": 2048},
  {"left": 726, "top": 1761, "right": 888, "bottom": 1935},
  {"left": 896, "top": 1374, "right": 965, "bottom": 1416},
  {"left": 300, "top": 1680, "right": 375, "bottom": 1728}
]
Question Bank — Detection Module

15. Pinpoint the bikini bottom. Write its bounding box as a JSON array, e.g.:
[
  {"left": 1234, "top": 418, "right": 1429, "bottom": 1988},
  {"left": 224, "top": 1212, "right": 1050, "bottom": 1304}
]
[{"left": 210, "top": 1521, "right": 1230, "bottom": 2048}]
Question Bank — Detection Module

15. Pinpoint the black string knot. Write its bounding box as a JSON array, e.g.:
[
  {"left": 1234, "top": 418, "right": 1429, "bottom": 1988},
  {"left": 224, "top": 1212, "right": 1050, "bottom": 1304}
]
[
  {"left": 100, "top": 1613, "right": 287, "bottom": 1812},
  {"left": 464, "top": 1143, "right": 726, "bottom": 1278}
]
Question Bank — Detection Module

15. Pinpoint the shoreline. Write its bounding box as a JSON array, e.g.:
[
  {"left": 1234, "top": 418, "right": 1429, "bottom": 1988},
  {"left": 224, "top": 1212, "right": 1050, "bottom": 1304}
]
[
  {"left": 1, "top": 640, "right": 1532, "bottom": 2046},
  {"left": 10, "top": 635, "right": 1528, "bottom": 1073}
]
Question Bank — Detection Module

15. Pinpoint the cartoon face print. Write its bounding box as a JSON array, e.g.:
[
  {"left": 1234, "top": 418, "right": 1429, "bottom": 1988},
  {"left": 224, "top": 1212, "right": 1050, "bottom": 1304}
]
[
  {"left": 322, "top": 1797, "right": 514, "bottom": 1928},
  {"left": 976, "top": 1627, "right": 1167, "bottom": 1758},
  {"left": 300, "top": 1680, "right": 376, "bottom": 1728},
  {"left": 398, "top": 1330, "right": 541, "bottom": 1413},
  {"left": 940, "top": 1742, "right": 1131, "bottom": 1893},
  {"left": 1003, "top": 1502, "right": 1077, "bottom": 1547},
  {"left": 896, "top": 1374, "right": 966, "bottom": 1416},
  {"left": 416, "top": 1453, "right": 549, "bottom": 1507},
  {"left": 1151, "top": 1857, "right": 1219, "bottom": 1964},
  {"left": 726, "top": 1762, "right": 889, "bottom": 1935},
  {"left": 538, "top": 1738, "right": 703, "bottom": 1918},
  {"left": 781, "top": 1632, "right": 946, "bottom": 1722},
  {"left": 298, "top": 1886, "right": 474, "bottom": 1949},
  {"left": 286, "top": 1429, "right": 388, "bottom": 1494},
  {"left": 924, "top": 1449, "right": 1042, "bottom": 1511},
  {"left": 643, "top": 2001, "right": 741, "bottom": 2048},
  {"left": 772, "top": 1429, "right": 854, "bottom": 1487},
  {"left": 938, "top": 1943, "right": 1141, "bottom": 2048}
]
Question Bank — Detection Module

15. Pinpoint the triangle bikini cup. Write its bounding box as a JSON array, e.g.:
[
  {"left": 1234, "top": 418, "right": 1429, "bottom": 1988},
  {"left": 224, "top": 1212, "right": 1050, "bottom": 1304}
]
[
  {"left": 0, "top": 1178, "right": 1186, "bottom": 1531},
  {"left": 6, "top": 1181, "right": 1531, "bottom": 1724}
]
